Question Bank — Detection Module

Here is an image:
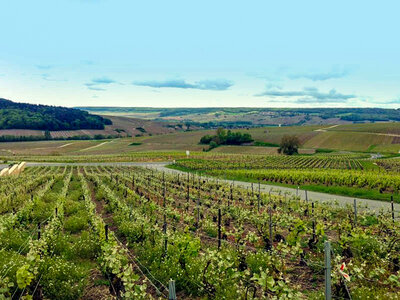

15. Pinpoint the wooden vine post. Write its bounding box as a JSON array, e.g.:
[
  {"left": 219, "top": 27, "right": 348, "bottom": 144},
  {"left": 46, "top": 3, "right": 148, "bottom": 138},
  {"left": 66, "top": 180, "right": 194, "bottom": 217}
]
[
  {"left": 269, "top": 207, "right": 273, "bottom": 241},
  {"left": 324, "top": 241, "right": 332, "bottom": 300},
  {"left": 163, "top": 172, "right": 167, "bottom": 255},
  {"left": 229, "top": 183, "right": 233, "bottom": 207},
  {"left": 258, "top": 181, "right": 261, "bottom": 211},
  {"left": 391, "top": 195, "right": 395, "bottom": 223},
  {"left": 218, "top": 208, "right": 222, "bottom": 250},
  {"left": 196, "top": 198, "right": 200, "bottom": 228},
  {"left": 353, "top": 199, "right": 357, "bottom": 225},
  {"left": 186, "top": 172, "right": 190, "bottom": 211}
]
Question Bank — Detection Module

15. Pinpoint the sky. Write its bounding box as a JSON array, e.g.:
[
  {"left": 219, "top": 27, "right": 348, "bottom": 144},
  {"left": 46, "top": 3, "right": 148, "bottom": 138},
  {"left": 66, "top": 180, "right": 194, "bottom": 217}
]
[{"left": 0, "top": 0, "right": 399, "bottom": 108}]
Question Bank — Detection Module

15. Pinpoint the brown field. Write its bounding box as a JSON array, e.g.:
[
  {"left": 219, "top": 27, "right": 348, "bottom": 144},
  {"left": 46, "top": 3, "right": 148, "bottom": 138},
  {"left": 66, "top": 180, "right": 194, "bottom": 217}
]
[
  {"left": 0, "top": 129, "right": 44, "bottom": 136},
  {"left": 1, "top": 122, "right": 400, "bottom": 157},
  {"left": 0, "top": 140, "right": 106, "bottom": 155}
]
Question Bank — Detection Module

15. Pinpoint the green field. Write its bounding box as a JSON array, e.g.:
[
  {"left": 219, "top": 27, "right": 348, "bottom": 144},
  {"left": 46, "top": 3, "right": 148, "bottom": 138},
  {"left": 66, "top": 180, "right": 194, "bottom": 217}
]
[
  {"left": 1, "top": 122, "right": 400, "bottom": 299},
  {"left": 1, "top": 165, "right": 399, "bottom": 299}
]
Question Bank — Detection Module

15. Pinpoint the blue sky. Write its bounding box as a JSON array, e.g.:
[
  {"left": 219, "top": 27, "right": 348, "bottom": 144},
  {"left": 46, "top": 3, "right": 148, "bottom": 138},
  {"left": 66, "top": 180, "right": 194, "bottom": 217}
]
[{"left": 0, "top": 0, "right": 399, "bottom": 108}]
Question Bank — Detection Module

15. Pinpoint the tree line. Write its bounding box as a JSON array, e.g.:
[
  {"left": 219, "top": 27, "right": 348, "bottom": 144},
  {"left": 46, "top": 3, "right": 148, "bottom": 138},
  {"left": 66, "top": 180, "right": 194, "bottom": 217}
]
[
  {"left": 200, "top": 128, "right": 254, "bottom": 150},
  {"left": 0, "top": 98, "right": 111, "bottom": 131}
]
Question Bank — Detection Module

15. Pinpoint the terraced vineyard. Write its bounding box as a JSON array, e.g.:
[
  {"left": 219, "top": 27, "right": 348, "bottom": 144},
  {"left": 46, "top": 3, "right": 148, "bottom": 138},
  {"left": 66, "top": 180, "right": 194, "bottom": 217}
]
[{"left": 1, "top": 165, "right": 400, "bottom": 299}]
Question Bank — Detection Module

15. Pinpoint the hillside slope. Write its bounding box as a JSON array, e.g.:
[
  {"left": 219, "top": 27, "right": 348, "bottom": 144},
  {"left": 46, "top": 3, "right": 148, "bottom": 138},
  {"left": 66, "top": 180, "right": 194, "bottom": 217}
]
[
  {"left": 77, "top": 107, "right": 400, "bottom": 127},
  {"left": 0, "top": 115, "right": 183, "bottom": 140},
  {"left": 0, "top": 98, "right": 110, "bottom": 130}
]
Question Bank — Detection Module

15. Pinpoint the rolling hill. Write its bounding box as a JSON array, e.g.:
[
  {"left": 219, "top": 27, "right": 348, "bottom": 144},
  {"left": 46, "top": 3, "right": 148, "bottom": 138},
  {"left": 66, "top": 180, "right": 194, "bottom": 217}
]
[
  {"left": 0, "top": 98, "right": 111, "bottom": 130},
  {"left": 76, "top": 107, "right": 400, "bottom": 127},
  {"left": 0, "top": 98, "right": 187, "bottom": 141}
]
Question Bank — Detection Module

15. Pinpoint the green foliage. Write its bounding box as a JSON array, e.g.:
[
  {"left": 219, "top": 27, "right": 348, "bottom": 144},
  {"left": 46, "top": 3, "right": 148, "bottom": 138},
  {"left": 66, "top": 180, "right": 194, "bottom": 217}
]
[
  {"left": 254, "top": 141, "right": 280, "bottom": 147},
  {"left": 3, "top": 164, "right": 400, "bottom": 299},
  {"left": 278, "top": 135, "right": 301, "bottom": 155},
  {"left": 39, "top": 257, "right": 89, "bottom": 300},
  {"left": 53, "top": 231, "right": 100, "bottom": 260},
  {"left": 135, "top": 127, "right": 146, "bottom": 133},
  {"left": 64, "top": 213, "right": 89, "bottom": 233},
  {"left": 315, "top": 148, "right": 334, "bottom": 153},
  {"left": 16, "top": 264, "right": 34, "bottom": 289},
  {"left": 0, "top": 229, "right": 31, "bottom": 254},
  {"left": 0, "top": 98, "right": 111, "bottom": 131},
  {"left": 200, "top": 128, "right": 253, "bottom": 148}
]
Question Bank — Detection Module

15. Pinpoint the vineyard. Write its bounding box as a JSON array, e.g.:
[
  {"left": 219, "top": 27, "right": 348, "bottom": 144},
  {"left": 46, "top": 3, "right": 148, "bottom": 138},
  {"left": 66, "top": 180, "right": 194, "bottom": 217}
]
[
  {"left": 0, "top": 152, "right": 217, "bottom": 163},
  {"left": 171, "top": 154, "right": 400, "bottom": 199},
  {"left": 1, "top": 165, "right": 400, "bottom": 299},
  {"left": 173, "top": 154, "right": 370, "bottom": 171},
  {"left": 376, "top": 159, "right": 400, "bottom": 172}
]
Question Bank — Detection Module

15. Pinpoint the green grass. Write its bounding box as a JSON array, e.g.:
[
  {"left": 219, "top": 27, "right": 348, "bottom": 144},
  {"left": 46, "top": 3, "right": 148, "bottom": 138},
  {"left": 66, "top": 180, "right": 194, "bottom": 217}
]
[
  {"left": 329, "top": 122, "right": 400, "bottom": 134},
  {"left": 315, "top": 148, "right": 334, "bottom": 153},
  {"left": 167, "top": 164, "right": 399, "bottom": 202},
  {"left": 253, "top": 141, "right": 280, "bottom": 147}
]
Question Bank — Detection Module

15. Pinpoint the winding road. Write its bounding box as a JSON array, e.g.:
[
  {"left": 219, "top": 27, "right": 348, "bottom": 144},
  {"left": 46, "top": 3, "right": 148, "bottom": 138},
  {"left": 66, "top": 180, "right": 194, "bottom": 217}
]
[{"left": 1, "top": 161, "right": 398, "bottom": 215}]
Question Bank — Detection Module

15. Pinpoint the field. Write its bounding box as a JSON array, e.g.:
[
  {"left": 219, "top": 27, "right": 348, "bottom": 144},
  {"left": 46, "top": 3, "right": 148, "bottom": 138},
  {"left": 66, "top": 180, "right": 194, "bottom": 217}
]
[
  {"left": 327, "top": 123, "right": 400, "bottom": 135},
  {"left": 77, "top": 107, "right": 400, "bottom": 127},
  {"left": 1, "top": 121, "right": 400, "bottom": 299},
  {"left": 76, "top": 107, "right": 347, "bottom": 126},
  {"left": 1, "top": 165, "right": 400, "bottom": 299},
  {"left": 1, "top": 121, "right": 400, "bottom": 156}
]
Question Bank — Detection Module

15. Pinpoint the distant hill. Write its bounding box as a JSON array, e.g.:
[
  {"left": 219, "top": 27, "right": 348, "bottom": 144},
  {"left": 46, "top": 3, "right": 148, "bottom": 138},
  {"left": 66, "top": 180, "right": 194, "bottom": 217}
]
[
  {"left": 0, "top": 98, "right": 111, "bottom": 131},
  {"left": 0, "top": 101, "right": 186, "bottom": 142},
  {"left": 76, "top": 107, "right": 400, "bottom": 127}
]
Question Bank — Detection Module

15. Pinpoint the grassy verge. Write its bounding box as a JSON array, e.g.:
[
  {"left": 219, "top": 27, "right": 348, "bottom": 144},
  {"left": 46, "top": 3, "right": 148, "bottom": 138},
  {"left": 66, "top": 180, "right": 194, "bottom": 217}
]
[{"left": 167, "top": 164, "right": 399, "bottom": 202}]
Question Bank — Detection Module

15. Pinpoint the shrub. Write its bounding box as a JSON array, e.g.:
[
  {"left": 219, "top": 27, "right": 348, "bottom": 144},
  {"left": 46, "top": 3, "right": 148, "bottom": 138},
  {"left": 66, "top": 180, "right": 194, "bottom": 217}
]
[{"left": 278, "top": 135, "right": 300, "bottom": 155}]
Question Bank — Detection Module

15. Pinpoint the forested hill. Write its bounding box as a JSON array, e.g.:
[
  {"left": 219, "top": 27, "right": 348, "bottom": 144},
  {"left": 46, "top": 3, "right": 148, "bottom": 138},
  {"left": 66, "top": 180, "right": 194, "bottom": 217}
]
[{"left": 0, "top": 98, "right": 111, "bottom": 130}]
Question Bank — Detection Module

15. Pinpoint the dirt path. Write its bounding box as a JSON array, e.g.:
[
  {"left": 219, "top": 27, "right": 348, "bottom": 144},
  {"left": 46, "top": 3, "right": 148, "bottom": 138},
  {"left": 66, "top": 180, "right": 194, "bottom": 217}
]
[
  {"left": 314, "top": 124, "right": 340, "bottom": 132},
  {"left": 79, "top": 141, "right": 111, "bottom": 152},
  {"left": 82, "top": 171, "right": 168, "bottom": 298},
  {"left": 58, "top": 142, "right": 74, "bottom": 148}
]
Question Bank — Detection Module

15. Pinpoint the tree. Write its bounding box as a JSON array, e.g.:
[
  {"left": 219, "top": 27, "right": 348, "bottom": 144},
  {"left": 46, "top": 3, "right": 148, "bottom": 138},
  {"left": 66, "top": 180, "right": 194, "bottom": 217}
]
[
  {"left": 278, "top": 135, "right": 300, "bottom": 155},
  {"left": 44, "top": 130, "right": 51, "bottom": 140},
  {"left": 200, "top": 135, "right": 213, "bottom": 144},
  {"left": 199, "top": 128, "right": 253, "bottom": 148}
]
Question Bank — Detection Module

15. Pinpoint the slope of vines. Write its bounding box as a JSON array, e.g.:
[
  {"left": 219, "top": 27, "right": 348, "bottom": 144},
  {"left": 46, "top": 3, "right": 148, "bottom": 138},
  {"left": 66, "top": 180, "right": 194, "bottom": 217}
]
[{"left": 1, "top": 165, "right": 399, "bottom": 299}]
